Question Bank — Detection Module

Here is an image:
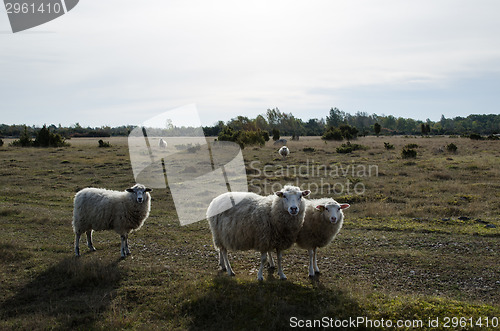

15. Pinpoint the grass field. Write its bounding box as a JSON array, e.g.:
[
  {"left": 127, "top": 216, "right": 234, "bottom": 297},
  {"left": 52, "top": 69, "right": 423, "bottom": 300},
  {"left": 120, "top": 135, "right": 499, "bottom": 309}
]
[{"left": 0, "top": 135, "right": 499, "bottom": 330}]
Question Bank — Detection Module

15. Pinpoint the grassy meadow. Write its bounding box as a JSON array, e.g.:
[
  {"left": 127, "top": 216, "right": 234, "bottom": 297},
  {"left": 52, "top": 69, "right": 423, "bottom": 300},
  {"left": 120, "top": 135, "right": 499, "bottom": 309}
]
[{"left": 0, "top": 135, "right": 499, "bottom": 330}]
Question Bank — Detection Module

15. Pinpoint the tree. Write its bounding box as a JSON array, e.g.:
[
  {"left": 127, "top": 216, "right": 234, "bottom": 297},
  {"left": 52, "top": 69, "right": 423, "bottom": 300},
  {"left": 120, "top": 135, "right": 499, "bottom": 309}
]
[
  {"left": 326, "top": 107, "right": 344, "bottom": 127},
  {"left": 374, "top": 123, "right": 381, "bottom": 136},
  {"left": 272, "top": 128, "right": 280, "bottom": 141}
]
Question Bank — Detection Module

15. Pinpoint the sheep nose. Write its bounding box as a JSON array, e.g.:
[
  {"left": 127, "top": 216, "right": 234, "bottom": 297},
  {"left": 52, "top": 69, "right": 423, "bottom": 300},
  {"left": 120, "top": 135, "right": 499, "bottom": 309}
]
[
  {"left": 330, "top": 217, "right": 337, "bottom": 223},
  {"left": 137, "top": 197, "right": 143, "bottom": 203},
  {"left": 290, "top": 206, "right": 298, "bottom": 214}
]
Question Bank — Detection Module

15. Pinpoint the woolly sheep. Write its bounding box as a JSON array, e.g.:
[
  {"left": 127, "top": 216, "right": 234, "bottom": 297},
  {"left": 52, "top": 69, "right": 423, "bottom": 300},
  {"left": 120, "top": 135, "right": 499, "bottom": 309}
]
[
  {"left": 72, "top": 184, "right": 152, "bottom": 258},
  {"left": 278, "top": 146, "right": 290, "bottom": 159},
  {"left": 296, "top": 198, "right": 350, "bottom": 277},
  {"left": 207, "top": 185, "right": 310, "bottom": 281},
  {"left": 159, "top": 138, "right": 167, "bottom": 149}
]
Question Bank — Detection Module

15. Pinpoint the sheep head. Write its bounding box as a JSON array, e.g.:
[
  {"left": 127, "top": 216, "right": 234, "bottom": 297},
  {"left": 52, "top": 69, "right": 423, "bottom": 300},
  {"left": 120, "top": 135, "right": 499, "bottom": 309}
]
[
  {"left": 315, "top": 201, "right": 350, "bottom": 224},
  {"left": 126, "top": 184, "right": 152, "bottom": 204},
  {"left": 275, "top": 185, "right": 310, "bottom": 216}
]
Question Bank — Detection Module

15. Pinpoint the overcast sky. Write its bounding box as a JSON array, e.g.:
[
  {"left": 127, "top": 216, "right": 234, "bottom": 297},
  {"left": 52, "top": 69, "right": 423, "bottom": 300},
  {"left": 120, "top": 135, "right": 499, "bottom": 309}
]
[{"left": 1, "top": 0, "right": 499, "bottom": 127}]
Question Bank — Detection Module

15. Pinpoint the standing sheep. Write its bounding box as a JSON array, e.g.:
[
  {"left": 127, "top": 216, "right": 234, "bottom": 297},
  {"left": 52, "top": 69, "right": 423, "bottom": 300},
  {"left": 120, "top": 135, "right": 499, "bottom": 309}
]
[
  {"left": 207, "top": 185, "right": 310, "bottom": 281},
  {"left": 159, "top": 138, "right": 167, "bottom": 149},
  {"left": 72, "top": 184, "right": 152, "bottom": 258},
  {"left": 296, "top": 198, "right": 349, "bottom": 277},
  {"left": 278, "top": 146, "right": 290, "bottom": 159}
]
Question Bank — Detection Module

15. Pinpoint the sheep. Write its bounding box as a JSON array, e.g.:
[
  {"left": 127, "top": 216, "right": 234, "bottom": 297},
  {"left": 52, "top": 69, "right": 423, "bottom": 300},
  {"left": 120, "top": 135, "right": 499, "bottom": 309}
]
[
  {"left": 278, "top": 146, "right": 290, "bottom": 159},
  {"left": 72, "top": 184, "right": 152, "bottom": 258},
  {"left": 295, "top": 198, "right": 350, "bottom": 277},
  {"left": 207, "top": 185, "right": 310, "bottom": 281},
  {"left": 159, "top": 138, "right": 167, "bottom": 149},
  {"left": 273, "top": 138, "right": 287, "bottom": 146}
]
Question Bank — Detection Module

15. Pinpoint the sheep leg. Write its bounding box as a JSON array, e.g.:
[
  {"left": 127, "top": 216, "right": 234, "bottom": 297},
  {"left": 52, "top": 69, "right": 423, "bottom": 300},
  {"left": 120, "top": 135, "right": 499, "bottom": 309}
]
[
  {"left": 220, "top": 247, "right": 235, "bottom": 276},
  {"left": 257, "top": 252, "right": 267, "bottom": 281},
  {"left": 308, "top": 249, "right": 315, "bottom": 277},
  {"left": 276, "top": 249, "right": 287, "bottom": 280},
  {"left": 124, "top": 234, "right": 131, "bottom": 255},
  {"left": 218, "top": 250, "right": 227, "bottom": 271},
  {"left": 313, "top": 247, "right": 320, "bottom": 274},
  {"left": 267, "top": 251, "right": 275, "bottom": 269},
  {"left": 86, "top": 230, "right": 96, "bottom": 252},
  {"left": 74, "top": 232, "right": 81, "bottom": 256},
  {"left": 120, "top": 235, "right": 127, "bottom": 258}
]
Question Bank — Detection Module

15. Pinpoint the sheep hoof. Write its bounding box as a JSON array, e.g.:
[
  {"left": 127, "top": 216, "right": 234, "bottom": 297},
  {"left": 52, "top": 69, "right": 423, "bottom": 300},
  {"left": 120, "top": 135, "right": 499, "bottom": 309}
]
[
  {"left": 257, "top": 277, "right": 264, "bottom": 281},
  {"left": 229, "top": 272, "right": 235, "bottom": 277},
  {"left": 89, "top": 247, "right": 96, "bottom": 252},
  {"left": 315, "top": 271, "right": 321, "bottom": 275},
  {"left": 308, "top": 274, "right": 315, "bottom": 278}
]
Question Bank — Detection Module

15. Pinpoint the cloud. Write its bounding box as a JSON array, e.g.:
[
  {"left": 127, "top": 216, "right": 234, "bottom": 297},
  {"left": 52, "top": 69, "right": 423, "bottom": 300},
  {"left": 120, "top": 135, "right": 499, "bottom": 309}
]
[{"left": 1, "top": 0, "right": 499, "bottom": 126}]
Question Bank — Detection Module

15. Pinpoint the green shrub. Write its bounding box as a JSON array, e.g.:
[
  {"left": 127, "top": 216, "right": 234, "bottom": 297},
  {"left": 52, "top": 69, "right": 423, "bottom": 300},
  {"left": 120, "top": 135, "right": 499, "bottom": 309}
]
[
  {"left": 446, "top": 143, "right": 458, "bottom": 153},
  {"left": 486, "top": 134, "right": 499, "bottom": 140},
  {"left": 401, "top": 147, "right": 417, "bottom": 159},
  {"left": 322, "top": 127, "right": 344, "bottom": 141},
  {"left": 336, "top": 142, "right": 367, "bottom": 153},
  {"left": 272, "top": 128, "right": 280, "bottom": 141},
  {"left": 10, "top": 126, "right": 33, "bottom": 147},
  {"left": 404, "top": 143, "right": 419, "bottom": 149},
  {"left": 98, "top": 139, "right": 111, "bottom": 148},
  {"left": 303, "top": 147, "right": 315, "bottom": 152},
  {"left": 384, "top": 142, "right": 394, "bottom": 150},
  {"left": 34, "top": 125, "right": 68, "bottom": 147}
]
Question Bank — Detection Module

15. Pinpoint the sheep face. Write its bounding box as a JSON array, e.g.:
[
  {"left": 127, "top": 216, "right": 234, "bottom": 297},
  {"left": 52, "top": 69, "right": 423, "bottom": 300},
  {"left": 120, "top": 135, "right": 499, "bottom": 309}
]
[
  {"left": 126, "top": 184, "right": 152, "bottom": 204},
  {"left": 315, "top": 202, "right": 350, "bottom": 224},
  {"left": 275, "top": 187, "right": 310, "bottom": 216}
]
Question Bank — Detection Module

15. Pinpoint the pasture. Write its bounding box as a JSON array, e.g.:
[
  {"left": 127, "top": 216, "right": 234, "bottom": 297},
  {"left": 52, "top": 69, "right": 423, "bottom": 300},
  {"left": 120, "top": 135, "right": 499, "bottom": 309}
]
[{"left": 0, "top": 135, "right": 499, "bottom": 330}]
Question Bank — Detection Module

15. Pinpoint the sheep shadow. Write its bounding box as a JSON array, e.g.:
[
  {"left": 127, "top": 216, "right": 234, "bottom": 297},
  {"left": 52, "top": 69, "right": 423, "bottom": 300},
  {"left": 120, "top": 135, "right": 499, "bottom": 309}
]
[
  {"left": 0, "top": 256, "right": 123, "bottom": 329},
  {"left": 181, "top": 274, "right": 366, "bottom": 331}
]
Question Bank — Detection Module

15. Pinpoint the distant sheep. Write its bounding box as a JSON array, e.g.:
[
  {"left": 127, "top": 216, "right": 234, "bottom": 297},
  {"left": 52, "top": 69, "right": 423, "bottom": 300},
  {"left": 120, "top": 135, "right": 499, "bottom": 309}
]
[
  {"left": 72, "top": 184, "right": 152, "bottom": 258},
  {"left": 273, "top": 139, "right": 287, "bottom": 146},
  {"left": 279, "top": 146, "right": 290, "bottom": 159},
  {"left": 159, "top": 138, "right": 167, "bottom": 149},
  {"left": 207, "top": 185, "right": 310, "bottom": 280},
  {"left": 296, "top": 198, "right": 349, "bottom": 277}
]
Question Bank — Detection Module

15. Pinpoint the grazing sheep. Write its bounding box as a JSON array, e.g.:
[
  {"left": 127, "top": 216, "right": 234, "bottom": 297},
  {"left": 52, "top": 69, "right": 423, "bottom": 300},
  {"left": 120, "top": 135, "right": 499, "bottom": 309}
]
[
  {"left": 159, "top": 138, "right": 167, "bottom": 149},
  {"left": 296, "top": 198, "right": 349, "bottom": 277},
  {"left": 72, "top": 184, "right": 152, "bottom": 258},
  {"left": 278, "top": 146, "right": 290, "bottom": 159},
  {"left": 207, "top": 185, "right": 310, "bottom": 280},
  {"left": 273, "top": 138, "right": 287, "bottom": 146}
]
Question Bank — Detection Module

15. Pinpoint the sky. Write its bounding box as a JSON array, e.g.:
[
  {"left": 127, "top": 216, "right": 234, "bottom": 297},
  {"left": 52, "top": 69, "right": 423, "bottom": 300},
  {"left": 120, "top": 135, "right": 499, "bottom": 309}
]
[{"left": 1, "top": 0, "right": 499, "bottom": 128}]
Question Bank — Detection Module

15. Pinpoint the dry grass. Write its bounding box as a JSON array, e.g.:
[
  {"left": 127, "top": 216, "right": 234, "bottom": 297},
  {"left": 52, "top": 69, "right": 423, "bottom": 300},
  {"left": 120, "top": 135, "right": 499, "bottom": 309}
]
[{"left": 0, "top": 135, "right": 498, "bottom": 329}]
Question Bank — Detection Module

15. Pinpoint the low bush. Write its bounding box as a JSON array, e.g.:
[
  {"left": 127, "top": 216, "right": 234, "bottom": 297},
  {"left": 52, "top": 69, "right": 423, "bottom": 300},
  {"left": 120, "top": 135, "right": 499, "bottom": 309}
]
[
  {"left": 446, "top": 143, "right": 458, "bottom": 153},
  {"left": 98, "top": 139, "right": 111, "bottom": 148},
  {"left": 384, "top": 142, "right": 394, "bottom": 150},
  {"left": 401, "top": 147, "right": 417, "bottom": 159},
  {"left": 336, "top": 142, "right": 367, "bottom": 153}
]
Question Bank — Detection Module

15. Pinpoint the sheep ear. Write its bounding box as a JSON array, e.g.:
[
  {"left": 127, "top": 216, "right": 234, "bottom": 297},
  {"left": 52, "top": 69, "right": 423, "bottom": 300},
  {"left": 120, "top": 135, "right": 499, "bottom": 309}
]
[
  {"left": 340, "top": 203, "right": 350, "bottom": 209},
  {"left": 315, "top": 205, "right": 325, "bottom": 211},
  {"left": 145, "top": 188, "right": 152, "bottom": 192},
  {"left": 275, "top": 191, "right": 284, "bottom": 197},
  {"left": 126, "top": 188, "right": 134, "bottom": 193},
  {"left": 302, "top": 190, "right": 311, "bottom": 197}
]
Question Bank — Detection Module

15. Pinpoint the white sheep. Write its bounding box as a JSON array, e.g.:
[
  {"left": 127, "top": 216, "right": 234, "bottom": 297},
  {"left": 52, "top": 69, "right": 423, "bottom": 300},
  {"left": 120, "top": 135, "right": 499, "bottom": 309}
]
[
  {"left": 278, "top": 146, "right": 290, "bottom": 159},
  {"left": 159, "top": 138, "right": 167, "bottom": 149},
  {"left": 296, "top": 198, "right": 350, "bottom": 277},
  {"left": 207, "top": 185, "right": 310, "bottom": 281},
  {"left": 72, "top": 184, "right": 152, "bottom": 258}
]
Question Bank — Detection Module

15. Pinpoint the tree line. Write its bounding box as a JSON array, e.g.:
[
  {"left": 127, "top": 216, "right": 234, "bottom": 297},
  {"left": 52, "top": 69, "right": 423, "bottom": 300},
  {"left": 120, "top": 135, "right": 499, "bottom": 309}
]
[{"left": 1, "top": 109, "right": 498, "bottom": 139}]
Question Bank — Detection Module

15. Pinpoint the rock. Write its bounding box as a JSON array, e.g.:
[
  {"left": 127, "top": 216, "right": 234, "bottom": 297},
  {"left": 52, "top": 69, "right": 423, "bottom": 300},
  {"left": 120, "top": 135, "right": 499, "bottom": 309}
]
[
  {"left": 475, "top": 219, "right": 488, "bottom": 224},
  {"left": 441, "top": 218, "right": 450, "bottom": 222},
  {"left": 485, "top": 224, "right": 497, "bottom": 229},
  {"left": 458, "top": 216, "right": 471, "bottom": 221}
]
